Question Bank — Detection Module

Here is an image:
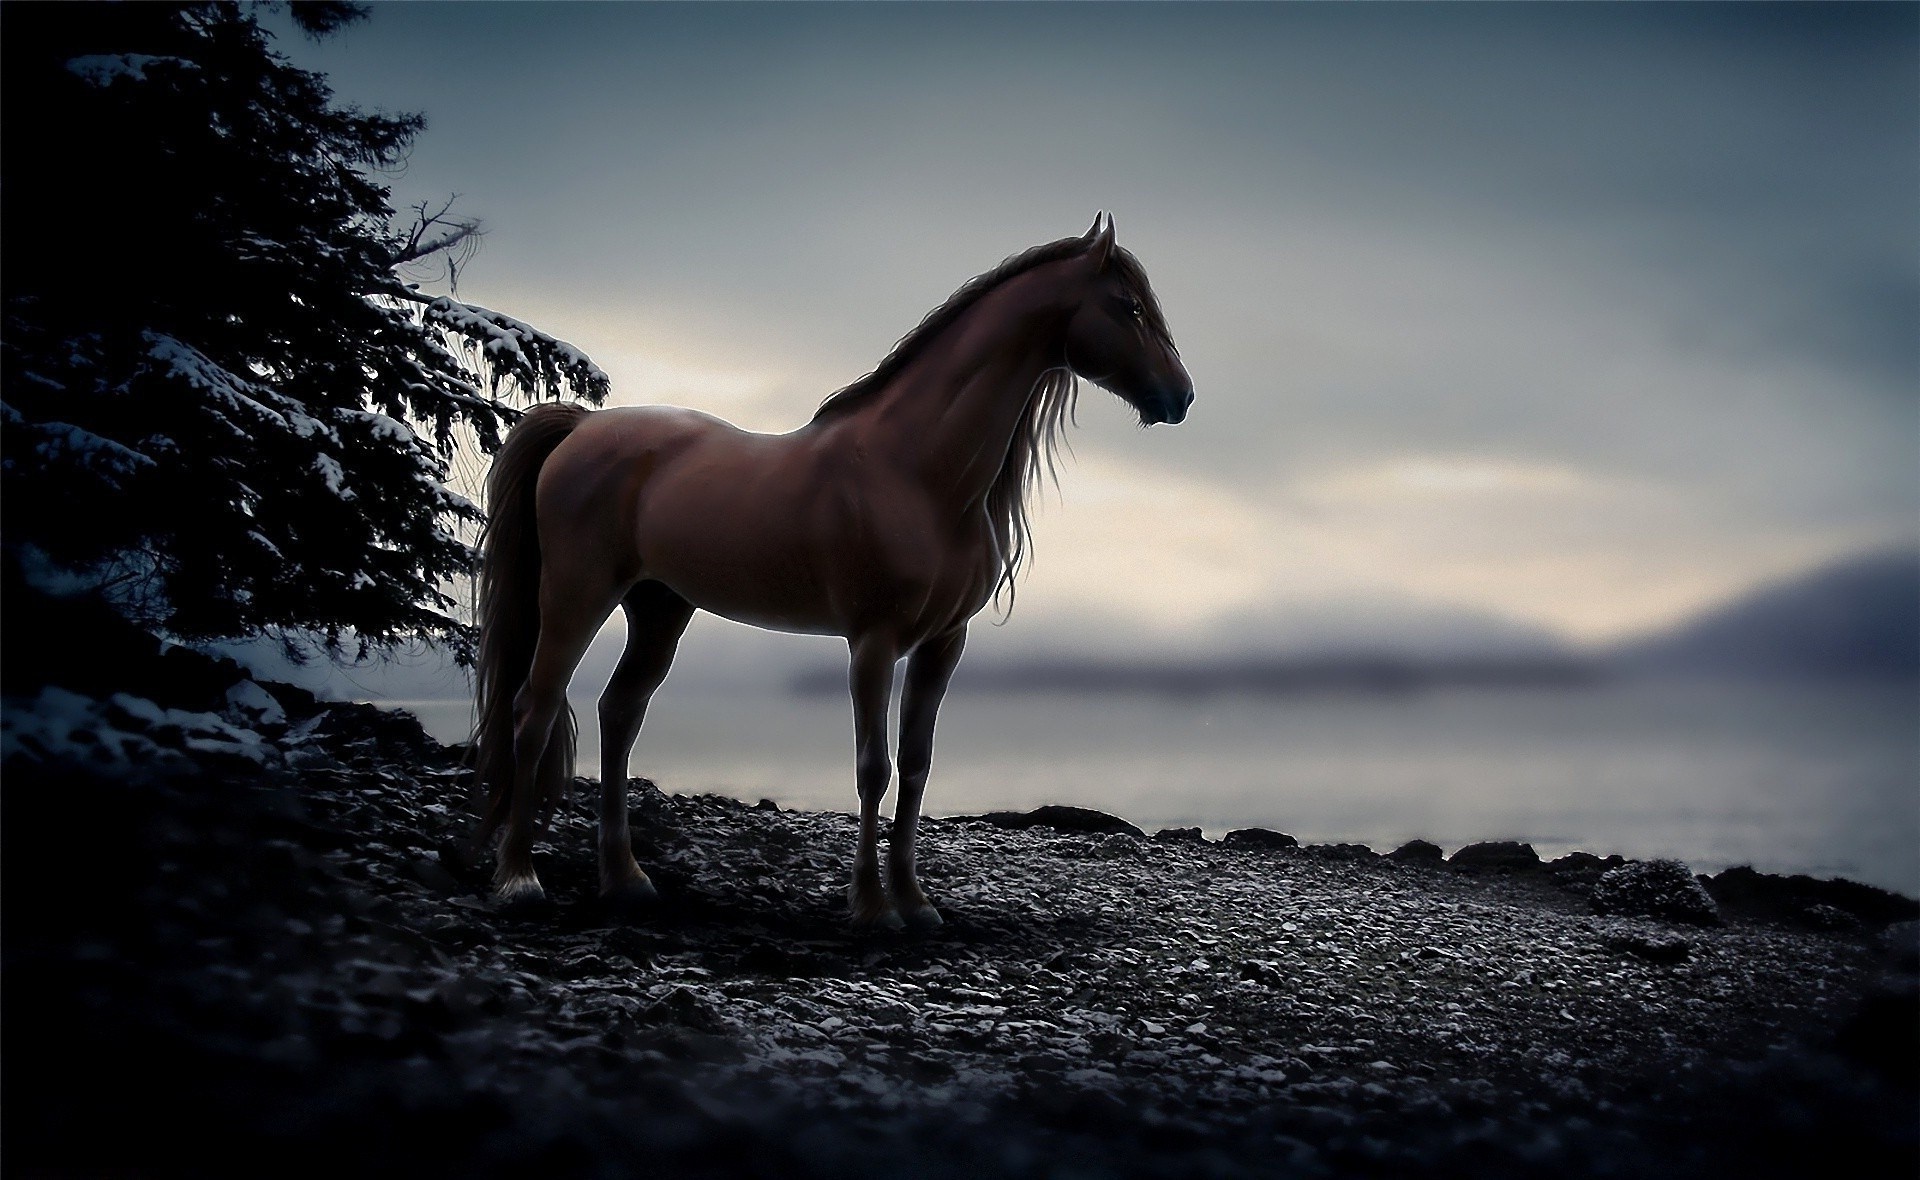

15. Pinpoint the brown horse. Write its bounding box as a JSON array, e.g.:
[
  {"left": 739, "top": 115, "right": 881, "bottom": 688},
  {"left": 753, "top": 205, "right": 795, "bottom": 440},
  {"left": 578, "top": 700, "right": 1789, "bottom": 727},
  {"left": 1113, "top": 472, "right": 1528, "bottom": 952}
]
[{"left": 469, "top": 213, "right": 1192, "bottom": 928}]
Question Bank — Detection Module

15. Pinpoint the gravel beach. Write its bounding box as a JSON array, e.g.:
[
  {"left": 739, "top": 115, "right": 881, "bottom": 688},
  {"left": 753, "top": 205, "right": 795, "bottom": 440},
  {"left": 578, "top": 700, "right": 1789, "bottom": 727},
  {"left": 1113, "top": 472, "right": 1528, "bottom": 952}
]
[{"left": 3, "top": 690, "right": 1915, "bottom": 1178}]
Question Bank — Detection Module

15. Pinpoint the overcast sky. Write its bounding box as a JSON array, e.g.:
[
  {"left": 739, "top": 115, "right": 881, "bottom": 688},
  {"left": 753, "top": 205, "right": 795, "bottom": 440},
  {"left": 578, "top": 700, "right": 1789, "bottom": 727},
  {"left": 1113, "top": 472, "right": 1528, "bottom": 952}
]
[{"left": 273, "top": 3, "right": 1916, "bottom": 662}]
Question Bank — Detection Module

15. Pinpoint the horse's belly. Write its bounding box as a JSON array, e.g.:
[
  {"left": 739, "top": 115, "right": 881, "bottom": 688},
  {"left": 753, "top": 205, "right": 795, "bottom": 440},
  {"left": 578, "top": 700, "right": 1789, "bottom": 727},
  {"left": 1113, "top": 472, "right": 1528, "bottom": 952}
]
[
  {"left": 643, "top": 544, "right": 838, "bottom": 634},
  {"left": 650, "top": 542, "right": 990, "bottom": 644},
  {"left": 673, "top": 570, "right": 842, "bottom": 636}
]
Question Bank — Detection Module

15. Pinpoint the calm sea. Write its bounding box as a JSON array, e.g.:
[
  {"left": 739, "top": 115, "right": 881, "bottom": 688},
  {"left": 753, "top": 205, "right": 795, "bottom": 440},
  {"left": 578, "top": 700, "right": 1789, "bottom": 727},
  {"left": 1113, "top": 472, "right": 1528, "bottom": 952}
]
[{"left": 389, "top": 680, "right": 1919, "bottom": 897}]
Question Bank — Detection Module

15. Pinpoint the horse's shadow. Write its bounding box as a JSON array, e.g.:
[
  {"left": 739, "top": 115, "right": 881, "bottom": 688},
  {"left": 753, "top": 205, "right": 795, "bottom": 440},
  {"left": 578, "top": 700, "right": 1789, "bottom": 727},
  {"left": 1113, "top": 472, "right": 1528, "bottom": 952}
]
[{"left": 434, "top": 831, "right": 1129, "bottom": 980}]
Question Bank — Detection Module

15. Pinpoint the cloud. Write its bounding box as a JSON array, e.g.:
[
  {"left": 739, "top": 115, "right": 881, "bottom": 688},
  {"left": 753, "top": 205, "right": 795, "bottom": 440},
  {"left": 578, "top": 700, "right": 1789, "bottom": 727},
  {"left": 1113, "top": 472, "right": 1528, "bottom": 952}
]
[{"left": 269, "top": 2, "right": 1916, "bottom": 650}]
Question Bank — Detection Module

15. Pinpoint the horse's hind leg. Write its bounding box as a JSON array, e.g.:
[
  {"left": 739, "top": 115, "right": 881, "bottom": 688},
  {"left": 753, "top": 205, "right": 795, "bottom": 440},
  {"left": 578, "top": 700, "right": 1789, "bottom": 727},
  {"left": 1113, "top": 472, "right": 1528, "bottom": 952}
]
[
  {"left": 496, "top": 570, "right": 625, "bottom": 905},
  {"left": 595, "top": 581, "right": 695, "bottom": 910}
]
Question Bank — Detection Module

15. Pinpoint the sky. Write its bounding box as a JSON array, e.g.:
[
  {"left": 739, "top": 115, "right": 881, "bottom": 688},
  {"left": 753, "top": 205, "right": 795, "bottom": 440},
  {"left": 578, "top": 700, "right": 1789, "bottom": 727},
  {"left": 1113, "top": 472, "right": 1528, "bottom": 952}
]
[{"left": 267, "top": 2, "right": 1917, "bottom": 677}]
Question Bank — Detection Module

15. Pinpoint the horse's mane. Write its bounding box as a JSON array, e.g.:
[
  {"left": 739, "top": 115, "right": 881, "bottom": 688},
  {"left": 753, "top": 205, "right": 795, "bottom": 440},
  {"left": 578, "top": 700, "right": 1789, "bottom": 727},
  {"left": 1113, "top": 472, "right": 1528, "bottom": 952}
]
[{"left": 813, "top": 234, "right": 1169, "bottom": 612}]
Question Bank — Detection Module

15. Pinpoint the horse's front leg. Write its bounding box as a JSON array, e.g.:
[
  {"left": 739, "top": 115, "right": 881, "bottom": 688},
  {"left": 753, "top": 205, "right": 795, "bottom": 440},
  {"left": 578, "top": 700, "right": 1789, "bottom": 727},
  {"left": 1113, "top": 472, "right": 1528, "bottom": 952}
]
[
  {"left": 891, "top": 626, "right": 966, "bottom": 929},
  {"left": 846, "top": 634, "right": 902, "bottom": 929}
]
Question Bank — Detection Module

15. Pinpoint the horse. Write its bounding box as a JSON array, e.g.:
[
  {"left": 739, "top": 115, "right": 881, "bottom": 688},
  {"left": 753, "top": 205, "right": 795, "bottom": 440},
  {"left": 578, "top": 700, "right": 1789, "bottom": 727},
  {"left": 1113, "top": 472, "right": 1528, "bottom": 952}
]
[{"left": 468, "top": 213, "right": 1193, "bottom": 929}]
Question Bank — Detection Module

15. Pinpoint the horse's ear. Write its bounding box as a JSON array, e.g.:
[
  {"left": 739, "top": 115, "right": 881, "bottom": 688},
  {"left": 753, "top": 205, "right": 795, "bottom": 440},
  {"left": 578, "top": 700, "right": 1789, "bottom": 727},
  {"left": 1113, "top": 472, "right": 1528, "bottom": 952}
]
[{"left": 1087, "top": 211, "right": 1116, "bottom": 270}]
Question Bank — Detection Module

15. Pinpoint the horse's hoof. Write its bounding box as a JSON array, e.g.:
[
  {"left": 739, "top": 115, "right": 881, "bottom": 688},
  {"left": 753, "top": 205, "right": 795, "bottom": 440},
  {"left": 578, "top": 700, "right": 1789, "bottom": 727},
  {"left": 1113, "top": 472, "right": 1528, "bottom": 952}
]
[
  {"left": 899, "top": 903, "right": 944, "bottom": 931},
  {"left": 495, "top": 874, "right": 548, "bottom": 913},
  {"left": 600, "top": 878, "right": 659, "bottom": 922},
  {"left": 850, "top": 906, "right": 906, "bottom": 933}
]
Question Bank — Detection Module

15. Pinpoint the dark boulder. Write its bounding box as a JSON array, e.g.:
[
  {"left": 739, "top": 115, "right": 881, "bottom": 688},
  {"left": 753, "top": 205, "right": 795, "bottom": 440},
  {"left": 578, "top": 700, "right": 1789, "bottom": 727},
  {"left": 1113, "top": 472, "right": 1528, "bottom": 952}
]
[
  {"left": 1222, "top": 827, "right": 1298, "bottom": 851},
  {"left": 1449, "top": 841, "right": 1541, "bottom": 872},
  {"left": 1591, "top": 859, "right": 1720, "bottom": 926},
  {"left": 1544, "top": 851, "right": 1629, "bottom": 894},
  {"left": 307, "top": 700, "right": 461, "bottom": 768},
  {"left": 1152, "top": 827, "right": 1207, "bottom": 844},
  {"left": 1801, "top": 903, "right": 1862, "bottom": 932},
  {"left": 1603, "top": 933, "right": 1692, "bottom": 963},
  {"left": 1881, "top": 920, "right": 1920, "bottom": 973},
  {"left": 1387, "top": 840, "right": 1444, "bottom": 864},
  {"left": 955, "top": 805, "right": 1146, "bottom": 840},
  {"left": 1303, "top": 843, "right": 1374, "bottom": 862},
  {"left": 1701, "top": 865, "right": 1920, "bottom": 930},
  {"left": 1547, "top": 851, "right": 1626, "bottom": 876}
]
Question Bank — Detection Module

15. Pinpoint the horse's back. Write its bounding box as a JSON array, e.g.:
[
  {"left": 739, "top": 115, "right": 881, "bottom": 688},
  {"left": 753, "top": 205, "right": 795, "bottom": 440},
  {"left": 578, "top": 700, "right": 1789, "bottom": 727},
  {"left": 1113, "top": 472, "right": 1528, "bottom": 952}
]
[{"left": 561, "top": 402, "right": 742, "bottom": 453}]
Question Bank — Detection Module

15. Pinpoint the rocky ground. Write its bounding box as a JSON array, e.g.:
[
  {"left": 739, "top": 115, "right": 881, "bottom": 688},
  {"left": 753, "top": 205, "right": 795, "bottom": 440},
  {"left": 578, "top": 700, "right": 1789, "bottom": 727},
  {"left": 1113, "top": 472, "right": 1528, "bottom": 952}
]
[{"left": 3, "top": 682, "right": 1916, "bottom": 1179}]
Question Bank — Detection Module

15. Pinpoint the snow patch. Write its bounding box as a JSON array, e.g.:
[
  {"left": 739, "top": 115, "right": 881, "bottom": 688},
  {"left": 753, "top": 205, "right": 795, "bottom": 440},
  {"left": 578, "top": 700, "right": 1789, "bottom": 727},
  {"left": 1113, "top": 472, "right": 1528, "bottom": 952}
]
[
  {"left": 225, "top": 680, "right": 287, "bottom": 729},
  {"left": 31, "top": 420, "right": 157, "bottom": 484},
  {"left": 312, "top": 453, "right": 355, "bottom": 500},
  {"left": 2, "top": 688, "right": 277, "bottom": 771},
  {"left": 144, "top": 333, "right": 338, "bottom": 445},
  {"left": 423, "top": 297, "right": 608, "bottom": 394}
]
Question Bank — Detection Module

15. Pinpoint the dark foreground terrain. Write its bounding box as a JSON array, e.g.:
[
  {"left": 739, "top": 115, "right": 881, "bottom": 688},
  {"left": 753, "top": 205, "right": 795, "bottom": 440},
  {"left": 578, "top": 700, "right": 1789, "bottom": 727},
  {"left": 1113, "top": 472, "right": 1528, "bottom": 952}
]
[{"left": 3, "top": 677, "right": 1916, "bottom": 1179}]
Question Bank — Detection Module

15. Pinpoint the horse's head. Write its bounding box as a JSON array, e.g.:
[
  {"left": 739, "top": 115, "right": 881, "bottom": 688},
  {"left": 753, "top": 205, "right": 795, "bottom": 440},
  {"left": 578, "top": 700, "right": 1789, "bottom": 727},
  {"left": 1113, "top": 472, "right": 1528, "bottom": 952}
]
[{"left": 1062, "top": 213, "right": 1194, "bottom": 426}]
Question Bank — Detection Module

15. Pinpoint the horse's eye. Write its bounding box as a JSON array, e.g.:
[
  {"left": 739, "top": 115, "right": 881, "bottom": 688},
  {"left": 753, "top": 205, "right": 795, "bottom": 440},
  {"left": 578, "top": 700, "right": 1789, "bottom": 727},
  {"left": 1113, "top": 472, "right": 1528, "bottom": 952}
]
[{"left": 1127, "top": 297, "right": 1144, "bottom": 319}]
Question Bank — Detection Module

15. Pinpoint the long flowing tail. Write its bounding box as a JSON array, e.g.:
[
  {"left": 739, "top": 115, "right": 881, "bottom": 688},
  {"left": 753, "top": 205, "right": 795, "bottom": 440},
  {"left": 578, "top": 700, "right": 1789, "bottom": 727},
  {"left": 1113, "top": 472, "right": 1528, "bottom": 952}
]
[{"left": 470, "top": 402, "right": 590, "bottom": 849}]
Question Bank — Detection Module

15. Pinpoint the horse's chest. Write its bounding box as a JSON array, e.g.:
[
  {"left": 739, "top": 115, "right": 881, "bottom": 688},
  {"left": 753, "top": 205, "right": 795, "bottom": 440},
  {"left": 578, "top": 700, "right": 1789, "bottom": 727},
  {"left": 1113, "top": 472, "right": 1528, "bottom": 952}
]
[{"left": 862, "top": 521, "right": 997, "bottom": 636}]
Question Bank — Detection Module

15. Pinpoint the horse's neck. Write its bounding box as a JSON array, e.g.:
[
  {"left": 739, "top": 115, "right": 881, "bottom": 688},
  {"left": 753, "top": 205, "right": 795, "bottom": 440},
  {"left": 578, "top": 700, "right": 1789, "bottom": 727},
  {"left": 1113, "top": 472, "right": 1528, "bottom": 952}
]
[{"left": 856, "top": 271, "right": 1070, "bottom": 510}]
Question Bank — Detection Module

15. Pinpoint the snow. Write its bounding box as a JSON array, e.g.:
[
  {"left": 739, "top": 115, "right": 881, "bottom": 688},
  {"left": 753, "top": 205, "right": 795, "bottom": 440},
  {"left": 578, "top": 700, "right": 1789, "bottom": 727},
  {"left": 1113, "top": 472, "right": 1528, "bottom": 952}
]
[
  {"left": 337, "top": 408, "right": 433, "bottom": 462},
  {"left": 66, "top": 54, "right": 196, "bottom": 86},
  {"left": 31, "top": 420, "right": 156, "bottom": 485},
  {"left": 1, "top": 687, "right": 276, "bottom": 770},
  {"left": 339, "top": 408, "right": 417, "bottom": 444},
  {"left": 312, "top": 453, "right": 354, "bottom": 500},
  {"left": 224, "top": 680, "right": 287, "bottom": 728},
  {"left": 8, "top": 542, "right": 119, "bottom": 597},
  {"left": 422, "top": 297, "right": 609, "bottom": 394},
  {"left": 144, "top": 333, "right": 338, "bottom": 445}
]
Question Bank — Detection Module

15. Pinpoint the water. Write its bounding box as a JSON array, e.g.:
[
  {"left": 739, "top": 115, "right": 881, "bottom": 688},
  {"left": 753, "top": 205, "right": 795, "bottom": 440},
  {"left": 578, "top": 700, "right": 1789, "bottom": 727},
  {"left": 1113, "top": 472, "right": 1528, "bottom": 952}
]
[{"left": 390, "top": 680, "right": 1920, "bottom": 897}]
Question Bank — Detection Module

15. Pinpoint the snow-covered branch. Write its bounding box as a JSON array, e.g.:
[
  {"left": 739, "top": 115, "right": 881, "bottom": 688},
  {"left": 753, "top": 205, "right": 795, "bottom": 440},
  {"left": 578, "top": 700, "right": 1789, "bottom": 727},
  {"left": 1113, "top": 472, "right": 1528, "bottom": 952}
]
[{"left": 416, "top": 295, "right": 609, "bottom": 403}]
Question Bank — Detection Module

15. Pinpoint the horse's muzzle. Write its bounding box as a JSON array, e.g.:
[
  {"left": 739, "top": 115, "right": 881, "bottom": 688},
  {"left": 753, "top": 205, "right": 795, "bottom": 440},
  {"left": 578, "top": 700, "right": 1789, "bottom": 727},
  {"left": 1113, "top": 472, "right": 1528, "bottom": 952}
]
[{"left": 1148, "top": 386, "right": 1194, "bottom": 425}]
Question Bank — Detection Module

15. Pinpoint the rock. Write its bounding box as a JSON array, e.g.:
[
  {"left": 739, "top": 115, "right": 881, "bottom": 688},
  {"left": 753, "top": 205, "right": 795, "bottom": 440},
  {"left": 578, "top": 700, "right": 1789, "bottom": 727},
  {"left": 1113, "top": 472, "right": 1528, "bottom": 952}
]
[
  {"left": 1590, "top": 859, "right": 1720, "bottom": 926},
  {"left": 1544, "top": 851, "right": 1628, "bottom": 895},
  {"left": 1448, "top": 841, "right": 1540, "bottom": 872},
  {"left": 1880, "top": 920, "right": 1920, "bottom": 973},
  {"left": 224, "top": 679, "right": 287, "bottom": 729},
  {"left": 1152, "top": 827, "right": 1206, "bottom": 844},
  {"left": 641, "top": 986, "right": 727, "bottom": 1033},
  {"left": 1701, "top": 865, "right": 1920, "bottom": 929},
  {"left": 1303, "top": 843, "right": 1374, "bottom": 862},
  {"left": 1547, "top": 851, "right": 1625, "bottom": 873},
  {"left": 1603, "top": 933, "right": 1692, "bottom": 963},
  {"left": 954, "top": 805, "right": 1146, "bottom": 839},
  {"left": 1237, "top": 960, "right": 1284, "bottom": 985},
  {"left": 1801, "top": 903, "right": 1862, "bottom": 932},
  {"left": 1221, "top": 827, "right": 1298, "bottom": 851},
  {"left": 404, "top": 857, "right": 463, "bottom": 893},
  {"left": 1387, "top": 840, "right": 1444, "bottom": 864}
]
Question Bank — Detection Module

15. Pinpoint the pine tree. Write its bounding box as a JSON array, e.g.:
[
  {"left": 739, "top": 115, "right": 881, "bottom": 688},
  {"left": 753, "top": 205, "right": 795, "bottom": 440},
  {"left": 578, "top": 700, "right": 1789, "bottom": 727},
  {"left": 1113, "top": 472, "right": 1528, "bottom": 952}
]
[{"left": 1, "top": 1, "right": 606, "bottom": 664}]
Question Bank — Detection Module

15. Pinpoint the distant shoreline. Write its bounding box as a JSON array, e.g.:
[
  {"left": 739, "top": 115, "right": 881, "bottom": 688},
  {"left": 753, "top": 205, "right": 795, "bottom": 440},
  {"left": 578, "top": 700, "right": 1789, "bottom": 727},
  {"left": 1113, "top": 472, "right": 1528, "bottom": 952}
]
[{"left": 791, "top": 655, "right": 1606, "bottom": 698}]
